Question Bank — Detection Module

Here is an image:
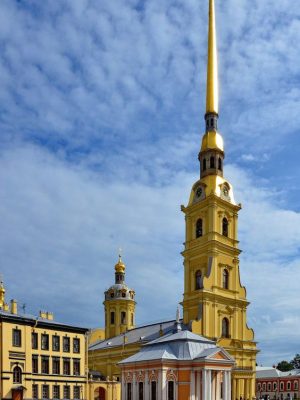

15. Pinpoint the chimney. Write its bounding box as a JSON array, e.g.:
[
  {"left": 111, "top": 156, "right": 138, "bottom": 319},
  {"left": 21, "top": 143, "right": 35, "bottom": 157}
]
[
  {"left": 39, "top": 311, "right": 54, "bottom": 320},
  {"left": 46, "top": 312, "right": 54, "bottom": 321},
  {"left": 10, "top": 299, "right": 18, "bottom": 315}
]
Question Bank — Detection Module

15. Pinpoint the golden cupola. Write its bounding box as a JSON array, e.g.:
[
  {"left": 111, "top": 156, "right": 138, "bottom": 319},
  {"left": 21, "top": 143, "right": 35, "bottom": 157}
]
[
  {"left": 104, "top": 256, "right": 136, "bottom": 339},
  {"left": 199, "top": 0, "right": 224, "bottom": 175}
]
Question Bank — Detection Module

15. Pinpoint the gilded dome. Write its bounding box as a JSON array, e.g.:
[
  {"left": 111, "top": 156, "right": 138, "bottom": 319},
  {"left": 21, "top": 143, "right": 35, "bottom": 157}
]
[
  {"left": 115, "top": 258, "right": 126, "bottom": 273},
  {"left": 201, "top": 130, "right": 224, "bottom": 153}
]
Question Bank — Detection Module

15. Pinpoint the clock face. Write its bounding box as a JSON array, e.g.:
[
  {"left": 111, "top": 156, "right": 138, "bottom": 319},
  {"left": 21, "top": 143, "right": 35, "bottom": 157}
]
[{"left": 196, "top": 187, "right": 203, "bottom": 198}]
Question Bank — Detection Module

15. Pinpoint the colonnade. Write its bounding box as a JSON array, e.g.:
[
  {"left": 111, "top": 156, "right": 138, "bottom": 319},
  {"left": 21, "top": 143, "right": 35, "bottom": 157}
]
[
  {"left": 232, "top": 377, "right": 253, "bottom": 400},
  {"left": 190, "top": 369, "right": 231, "bottom": 400}
]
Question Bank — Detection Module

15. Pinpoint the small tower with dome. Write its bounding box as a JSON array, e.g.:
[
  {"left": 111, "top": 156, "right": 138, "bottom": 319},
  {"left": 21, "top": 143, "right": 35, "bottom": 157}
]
[{"left": 103, "top": 255, "right": 136, "bottom": 339}]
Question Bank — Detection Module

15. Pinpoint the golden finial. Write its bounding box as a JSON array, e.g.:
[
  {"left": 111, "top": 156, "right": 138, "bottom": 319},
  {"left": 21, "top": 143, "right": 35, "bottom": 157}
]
[
  {"left": 206, "top": 0, "right": 219, "bottom": 115},
  {"left": 115, "top": 248, "right": 125, "bottom": 273}
]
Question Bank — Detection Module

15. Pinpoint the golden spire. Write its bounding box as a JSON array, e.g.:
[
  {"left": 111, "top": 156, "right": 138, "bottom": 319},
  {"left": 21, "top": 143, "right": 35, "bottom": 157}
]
[{"left": 206, "top": 0, "right": 219, "bottom": 115}]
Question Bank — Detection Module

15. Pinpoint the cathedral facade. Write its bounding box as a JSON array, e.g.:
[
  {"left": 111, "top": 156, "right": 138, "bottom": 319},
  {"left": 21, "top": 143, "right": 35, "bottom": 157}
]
[{"left": 89, "top": 1, "right": 258, "bottom": 399}]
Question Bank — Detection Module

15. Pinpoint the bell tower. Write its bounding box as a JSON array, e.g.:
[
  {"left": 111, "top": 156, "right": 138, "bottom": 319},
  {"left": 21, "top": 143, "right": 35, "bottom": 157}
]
[
  {"left": 103, "top": 256, "right": 136, "bottom": 339},
  {"left": 181, "top": 1, "right": 258, "bottom": 399}
]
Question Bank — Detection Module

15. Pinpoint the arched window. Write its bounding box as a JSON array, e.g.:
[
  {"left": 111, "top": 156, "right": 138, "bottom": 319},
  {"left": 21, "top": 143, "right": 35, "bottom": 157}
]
[
  {"left": 168, "top": 381, "right": 175, "bottom": 400},
  {"left": 195, "top": 270, "right": 202, "bottom": 290},
  {"left": 218, "top": 157, "right": 222, "bottom": 171},
  {"left": 210, "top": 156, "right": 215, "bottom": 168},
  {"left": 222, "top": 218, "right": 229, "bottom": 237},
  {"left": 13, "top": 366, "right": 22, "bottom": 383},
  {"left": 196, "top": 219, "right": 203, "bottom": 238},
  {"left": 221, "top": 318, "right": 230, "bottom": 338},
  {"left": 223, "top": 269, "right": 229, "bottom": 289},
  {"left": 203, "top": 159, "right": 207, "bottom": 171}
]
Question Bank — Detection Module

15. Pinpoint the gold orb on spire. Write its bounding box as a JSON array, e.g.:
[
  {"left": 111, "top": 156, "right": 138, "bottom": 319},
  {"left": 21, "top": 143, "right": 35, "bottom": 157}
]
[{"left": 115, "top": 251, "right": 126, "bottom": 273}]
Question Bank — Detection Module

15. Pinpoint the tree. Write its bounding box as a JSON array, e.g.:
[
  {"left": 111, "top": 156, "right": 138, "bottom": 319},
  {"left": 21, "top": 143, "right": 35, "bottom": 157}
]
[
  {"left": 291, "top": 354, "right": 300, "bottom": 369},
  {"left": 276, "top": 360, "right": 293, "bottom": 372}
]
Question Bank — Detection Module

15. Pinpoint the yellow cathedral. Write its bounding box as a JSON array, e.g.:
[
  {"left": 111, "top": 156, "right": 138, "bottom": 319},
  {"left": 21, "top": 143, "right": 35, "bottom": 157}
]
[{"left": 89, "top": 1, "right": 258, "bottom": 399}]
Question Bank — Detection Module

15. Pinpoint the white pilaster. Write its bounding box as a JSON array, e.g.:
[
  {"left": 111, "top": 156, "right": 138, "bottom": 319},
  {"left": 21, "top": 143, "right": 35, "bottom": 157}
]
[
  {"left": 207, "top": 370, "right": 212, "bottom": 400},
  {"left": 202, "top": 369, "right": 207, "bottom": 400},
  {"left": 133, "top": 372, "right": 137, "bottom": 400},
  {"left": 145, "top": 371, "right": 149, "bottom": 400},
  {"left": 196, "top": 371, "right": 201, "bottom": 400},
  {"left": 162, "top": 369, "right": 167, "bottom": 400},
  {"left": 158, "top": 371, "right": 162, "bottom": 400},
  {"left": 190, "top": 370, "right": 195, "bottom": 400},
  {"left": 121, "top": 372, "right": 126, "bottom": 400}
]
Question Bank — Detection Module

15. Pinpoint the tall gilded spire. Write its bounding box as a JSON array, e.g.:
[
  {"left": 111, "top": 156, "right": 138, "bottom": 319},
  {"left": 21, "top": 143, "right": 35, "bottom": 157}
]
[{"left": 206, "top": 0, "right": 219, "bottom": 117}]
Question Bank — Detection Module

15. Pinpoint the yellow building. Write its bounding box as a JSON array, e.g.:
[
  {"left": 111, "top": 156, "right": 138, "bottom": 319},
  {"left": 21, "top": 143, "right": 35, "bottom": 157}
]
[
  {"left": 182, "top": 0, "right": 258, "bottom": 399},
  {"left": 89, "top": 1, "right": 258, "bottom": 400},
  {"left": 0, "top": 281, "right": 89, "bottom": 400}
]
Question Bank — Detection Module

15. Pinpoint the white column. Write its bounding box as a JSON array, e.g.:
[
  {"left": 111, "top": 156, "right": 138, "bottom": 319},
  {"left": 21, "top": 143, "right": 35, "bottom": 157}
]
[
  {"left": 211, "top": 371, "right": 216, "bottom": 400},
  {"left": 202, "top": 369, "right": 207, "bottom": 400},
  {"left": 121, "top": 372, "right": 126, "bottom": 400},
  {"left": 190, "top": 370, "right": 195, "bottom": 400},
  {"left": 207, "top": 370, "right": 212, "bottom": 400},
  {"left": 133, "top": 373, "right": 137, "bottom": 400},
  {"left": 215, "top": 372, "right": 220, "bottom": 400},
  {"left": 158, "top": 371, "right": 162, "bottom": 400},
  {"left": 162, "top": 369, "right": 167, "bottom": 400},
  {"left": 196, "top": 371, "right": 201, "bottom": 400}
]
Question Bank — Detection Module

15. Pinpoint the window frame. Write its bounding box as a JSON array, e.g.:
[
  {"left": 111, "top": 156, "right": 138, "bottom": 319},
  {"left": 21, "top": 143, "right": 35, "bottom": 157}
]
[
  {"left": 138, "top": 381, "right": 144, "bottom": 400},
  {"left": 13, "top": 366, "right": 22, "bottom": 384},
  {"left": 63, "top": 359, "right": 71, "bottom": 375},
  {"left": 53, "top": 385, "right": 60, "bottom": 400},
  {"left": 73, "top": 359, "right": 80, "bottom": 376},
  {"left": 52, "top": 357, "right": 60, "bottom": 375},
  {"left": 63, "top": 336, "right": 70, "bottom": 353},
  {"left": 196, "top": 219, "right": 203, "bottom": 238},
  {"left": 221, "top": 317, "right": 230, "bottom": 338},
  {"left": 32, "top": 355, "right": 39, "bottom": 374},
  {"left": 73, "top": 338, "right": 80, "bottom": 353},
  {"left": 41, "top": 357, "right": 49, "bottom": 374},
  {"left": 52, "top": 335, "right": 60, "bottom": 351},
  {"left": 63, "top": 386, "right": 70, "bottom": 400},
  {"left": 41, "top": 334, "right": 49, "bottom": 351},
  {"left": 151, "top": 381, "right": 157, "bottom": 400},
  {"left": 32, "top": 332, "right": 38, "bottom": 349},
  {"left": 42, "top": 385, "right": 49, "bottom": 400},
  {"left": 74, "top": 386, "right": 80, "bottom": 400},
  {"left": 32, "top": 384, "right": 38, "bottom": 399},
  {"left": 12, "top": 329, "right": 22, "bottom": 347},
  {"left": 110, "top": 311, "right": 115, "bottom": 325}
]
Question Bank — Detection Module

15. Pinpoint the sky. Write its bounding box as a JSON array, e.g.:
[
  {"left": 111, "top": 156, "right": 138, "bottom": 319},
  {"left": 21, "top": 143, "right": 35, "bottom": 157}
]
[{"left": 0, "top": 0, "right": 299, "bottom": 366}]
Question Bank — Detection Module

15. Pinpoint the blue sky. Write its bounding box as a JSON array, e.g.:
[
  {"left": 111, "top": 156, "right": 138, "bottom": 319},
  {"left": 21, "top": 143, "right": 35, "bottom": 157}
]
[{"left": 0, "top": 0, "right": 300, "bottom": 366}]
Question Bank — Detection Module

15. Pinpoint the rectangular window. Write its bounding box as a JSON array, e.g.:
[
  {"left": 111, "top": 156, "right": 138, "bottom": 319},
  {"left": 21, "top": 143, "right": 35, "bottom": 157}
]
[
  {"left": 12, "top": 329, "right": 21, "bottom": 347},
  {"left": 294, "top": 381, "right": 298, "bottom": 390},
  {"left": 287, "top": 382, "right": 291, "bottom": 390},
  {"left": 63, "top": 359, "right": 70, "bottom": 375},
  {"left": 73, "top": 359, "right": 80, "bottom": 376},
  {"left": 63, "top": 386, "right": 70, "bottom": 400},
  {"left": 273, "top": 382, "right": 277, "bottom": 391},
  {"left": 53, "top": 385, "right": 60, "bottom": 400},
  {"left": 41, "top": 334, "right": 49, "bottom": 350},
  {"left": 52, "top": 357, "right": 60, "bottom": 374},
  {"left": 32, "top": 384, "right": 38, "bottom": 399},
  {"left": 63, "top": 337, "right": 70, "bottom": 352},
  {"left": 32, "top": 356, "right": 38, "bottom": 373},
  {"left": 41, "top": 357, "right": 49, "bottom": 374},
  {"left": 121, "top": 311, "right": 126, "bottom": 324},
  {"left": 151, "top": 382, "right": 157, "bottom": 400},
  {"left": 110, "top": 312, "right": 115, "bottom": 325},
  {"left": 127, "top": 383, "right": 132, "bottom": 400},
  {"left": 73, "top": 338, "right": 80, "bottom": 353},
  {"left": 42, "top": 385, "right": 49, "bottom": 399},
  {"left": 52, "top": 335, "right": 60, "bottom": 351},
  {"left": 168, "top": 381, "right": 174, "bottom": 400},
  {"left": 138, "top": 382, "right": 143, "bottom": 400},
  {"left": 267, "top": 383, "right": 271, "bottom": 391},
  {"left": 74, "top": 387, "right": 80, "bottom": 399},
  {"left": 32, "top": 332, "right": 38, "bottom": 349},
  {"left": 280, "top": 382, "right": 284, "bottom": 391}
]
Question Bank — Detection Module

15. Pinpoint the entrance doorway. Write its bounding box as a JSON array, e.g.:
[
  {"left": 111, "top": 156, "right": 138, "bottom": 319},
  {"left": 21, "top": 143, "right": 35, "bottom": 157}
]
[
  {"left": 95, "top": 387, "right": 106, "bottom": 400},
  {"left": 12, "top": 389, "right": 23, "bottom": 400}
]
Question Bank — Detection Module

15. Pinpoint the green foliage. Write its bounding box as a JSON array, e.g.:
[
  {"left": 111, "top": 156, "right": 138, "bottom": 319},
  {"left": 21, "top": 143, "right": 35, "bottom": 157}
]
[
  {"left": 291, "top": 353, "right": 300, "bottom": 369},
  {"left": 276, "top": 360, "right": 293, "bottom": 371}
]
